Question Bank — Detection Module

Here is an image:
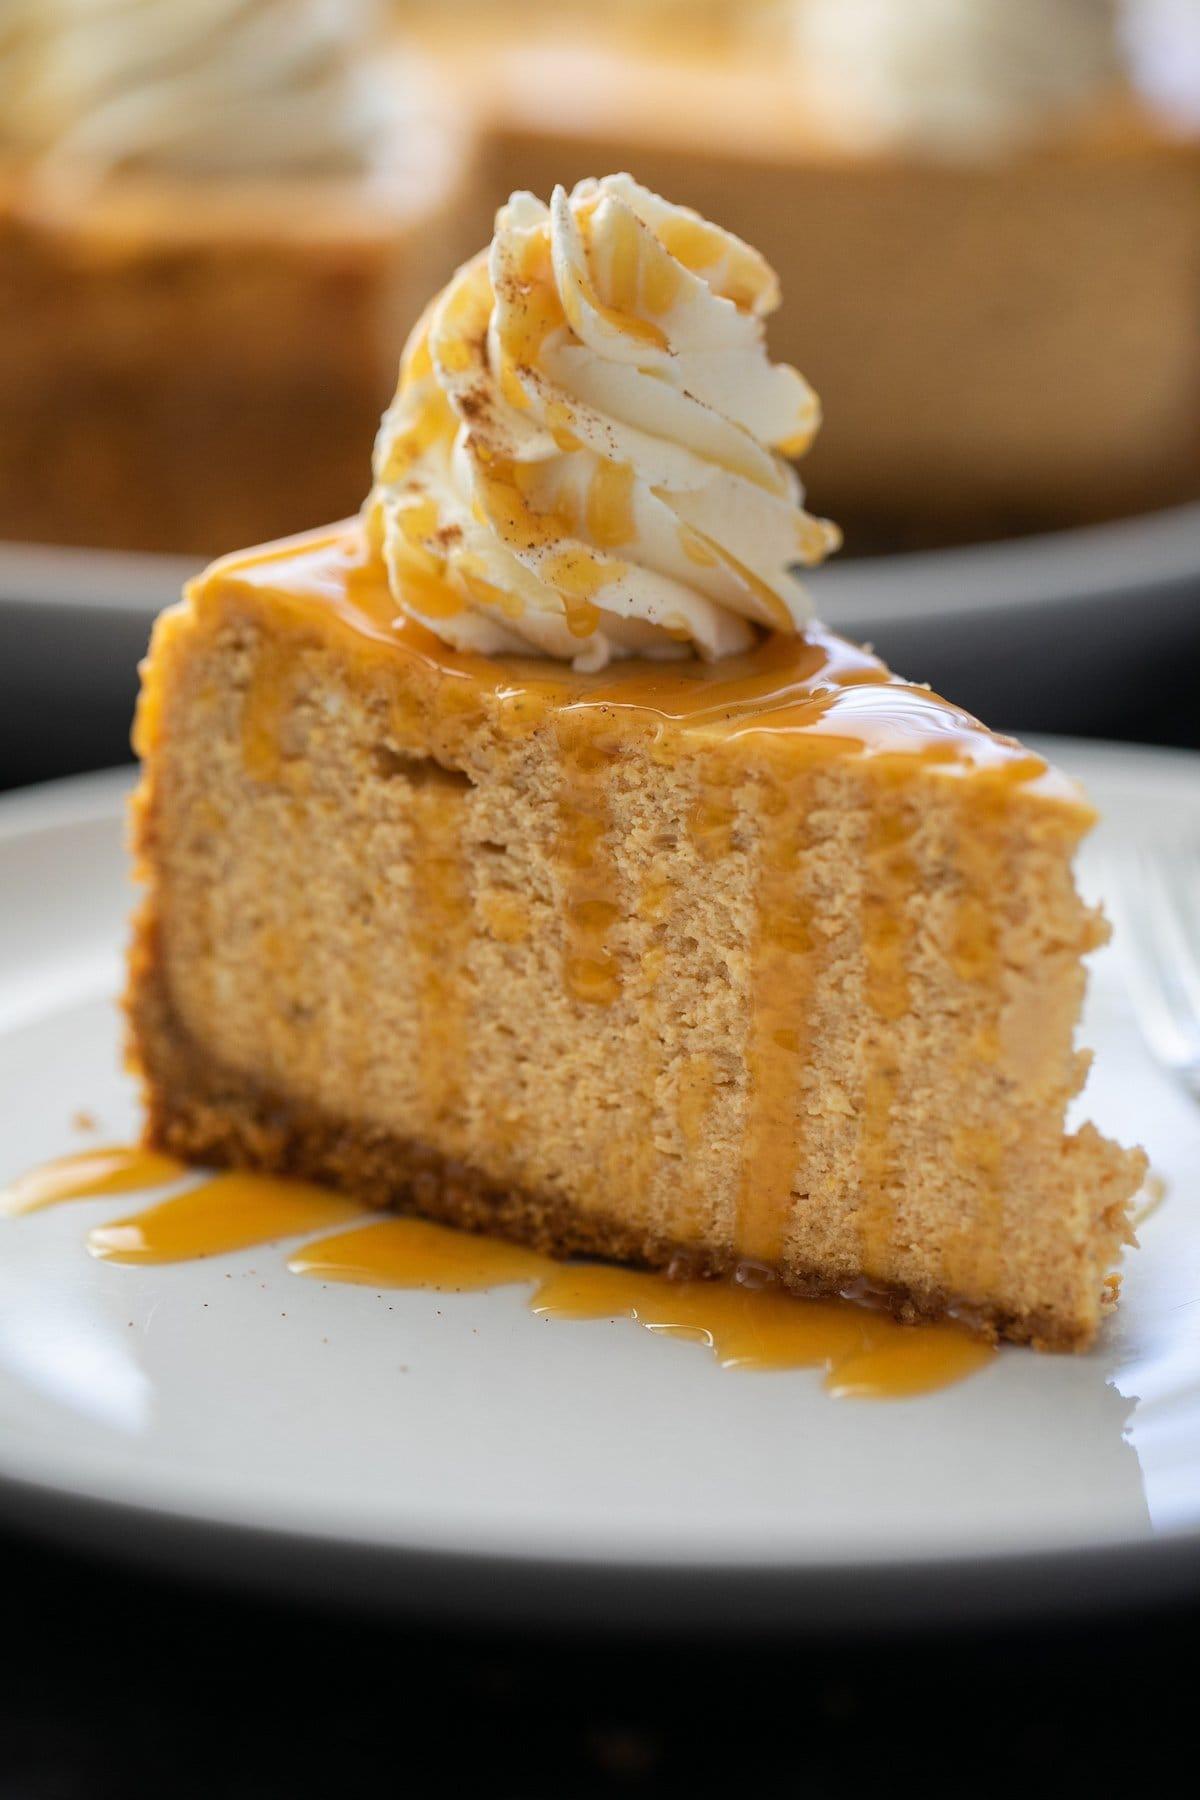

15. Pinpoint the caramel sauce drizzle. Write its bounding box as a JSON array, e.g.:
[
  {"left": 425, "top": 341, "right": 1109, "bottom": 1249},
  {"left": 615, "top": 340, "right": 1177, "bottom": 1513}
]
[
  {"left": 4, "top": 1155, "right": 993, "bottom": 1400},
  {"left": 559, "top": 199, "right": 671, "bottom": 353},
  {"left": 672, "top": 1050, "right": 719, "bottom": 1244},
  {"left": 289, "top": 1215, "right": 544, "bottom": 1290},
  {"left": 556, "top": 723, "right": 622, "bottom": 1008},
  {"left": 0, "top": 1149, "right": 359, "bottom": 1260},
  {"left": 291, "top": 1216, "right": 992, "bottom": 1399},
  {"left": 200, "top": 527, "right": 1080, "bottom": 800},
  {"left": 858, "top": 777, "right": 919, "bottom": 1278},
  {"left": 733, "top": 780, "right": 815, "bottom": 1264},
  {"left": 240, "top": 635, "right": 295, "bottom": 785},
  {"left": 626, "top": 854, "right": 669, "bottom": 1243},
  {"left": 554, "top": 718, "right": 664, "bottom": 1236},
  {"left": 673, "top": 784, "right": 734, "bottom": 1243},
  {"left": 408, "top": 767, "right": 473, "bottom": 1134},
  {"left": 0, "top": 1145, "right": 184, "bottom": 1216},
  {"left": 88, "top": 1173, "right": 362, "bottom": 1265},
  {"left": 943, "top": 794, "right": 1009, "bottom": 1300}
]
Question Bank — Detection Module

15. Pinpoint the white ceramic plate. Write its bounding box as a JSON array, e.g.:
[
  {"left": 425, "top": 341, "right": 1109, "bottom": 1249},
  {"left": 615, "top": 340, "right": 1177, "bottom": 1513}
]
[{"left": 1, "top": 748, "right": 1199, "bottom": 1629}]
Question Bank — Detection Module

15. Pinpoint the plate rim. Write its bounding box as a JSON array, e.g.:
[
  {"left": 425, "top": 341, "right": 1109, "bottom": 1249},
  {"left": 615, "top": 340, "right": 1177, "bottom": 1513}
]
[
  {"left": 2, "top": 1454, "right": 1199, "bottom": 1631},
  {"left": 0, "top": 764, "right": 138, "bottom": 843},
  {"left": 2, "top": 747, "right": 1200, "bottom": 1623}
]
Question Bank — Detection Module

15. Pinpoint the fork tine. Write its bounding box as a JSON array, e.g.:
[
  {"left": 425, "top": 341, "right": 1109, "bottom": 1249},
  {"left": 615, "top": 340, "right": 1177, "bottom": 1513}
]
[
  {"left": 1170, "top": 847, "right": 1200, "bottom": 992},
  {"left": 1107, "top": 846, "right": 1200, "bottom": 1100},
  {"left": 1142, "top": 850, "right": 1200, "bottom": 1026}
]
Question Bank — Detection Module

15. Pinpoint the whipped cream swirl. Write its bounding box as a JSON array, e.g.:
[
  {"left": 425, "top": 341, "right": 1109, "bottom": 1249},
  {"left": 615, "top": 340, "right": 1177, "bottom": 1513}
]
[
  {"left": 12, "top": 0, "right": 405, "bottom": 180},
  {"left": 794, "top": 0, "right": 1123, "bottom": 154},
  {"left": 371, "top": 176, "right": 838, "bottom": 670}
]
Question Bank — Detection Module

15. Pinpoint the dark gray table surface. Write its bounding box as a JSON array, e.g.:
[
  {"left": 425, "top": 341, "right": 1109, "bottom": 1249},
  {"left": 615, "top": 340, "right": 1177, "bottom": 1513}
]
[{"left": 1, "top": 1527, "right": 1194, "bottom": 1798}]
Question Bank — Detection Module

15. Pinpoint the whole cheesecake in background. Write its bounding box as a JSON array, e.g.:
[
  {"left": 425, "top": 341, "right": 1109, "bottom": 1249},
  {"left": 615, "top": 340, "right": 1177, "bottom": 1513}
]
[
  {"left": 126, "top": 174, "right": 1144, "bottom": 1350},
  {"left": 410, "top": 0, "right": 1200, "bottom": 549},
  {"left": 0, "top": 0, "right": 479, "bottom": 556}
]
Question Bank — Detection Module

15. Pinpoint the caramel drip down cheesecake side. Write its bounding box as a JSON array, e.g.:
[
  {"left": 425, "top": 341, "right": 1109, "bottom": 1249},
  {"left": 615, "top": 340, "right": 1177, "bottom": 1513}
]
[{"left": 125, "top": 177, "right": 1145, "bottom": 1349}]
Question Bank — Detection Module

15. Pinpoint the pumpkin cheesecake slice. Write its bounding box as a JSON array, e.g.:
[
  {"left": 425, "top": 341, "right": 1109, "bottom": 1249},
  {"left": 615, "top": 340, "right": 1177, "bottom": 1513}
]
[{"left": 126, "top": 175, "right": 1144, "bottom": 1349}]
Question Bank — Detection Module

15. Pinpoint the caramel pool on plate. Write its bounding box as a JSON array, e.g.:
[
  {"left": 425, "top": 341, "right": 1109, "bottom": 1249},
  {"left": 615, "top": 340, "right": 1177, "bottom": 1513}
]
[{"left": 5, "top": 1152, "right": 992, "bottom": 1400}]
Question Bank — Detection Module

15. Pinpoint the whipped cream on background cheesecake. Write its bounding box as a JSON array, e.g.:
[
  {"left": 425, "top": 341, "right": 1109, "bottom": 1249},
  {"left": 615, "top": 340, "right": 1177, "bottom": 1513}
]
[
  {"left": 8, "top": 0, "right": 450, "bottom": 191},
  {"left": 793, "top": 0, "right": 1124, "bottom": 155}
]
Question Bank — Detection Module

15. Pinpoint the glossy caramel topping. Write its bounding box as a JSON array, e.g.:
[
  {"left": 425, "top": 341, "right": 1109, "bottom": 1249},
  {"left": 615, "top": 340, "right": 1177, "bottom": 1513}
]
[
  {"left": 408, "top": 770, "right": 473, "bottom": 1127},
  {"left": 194, "top": 524, "right": 1086, "bottom": 799},
  {"left": 734, "top": 784, "right": 815, "bottom": 1263},
  {"left": 0, "top": 1145, "right": 184, "bottom": 1216},
  {"left": 291, "top": 1215, "right": 993, "bottom": 1398},
  {"left": 533, "top": 1263, "right": 991, "bottom": 1397},
  {"left": 5, "top": 1154, "right": 993, "bottom": 1398},
  {"left": 940, "top": 796, "right": 1009, "bottom": 1298},
  {"left": 88, "top": 1172, "right": 362, "bottom": 1264},
  {"left": 288, "top": 1216, "right": 547, "bottom": 1289},
  {"left": 557, "top": 727, "right": 623, "bottom": 1007},
  {"left": 856, "top": 778, "right": 918, "bottom": 1280}
]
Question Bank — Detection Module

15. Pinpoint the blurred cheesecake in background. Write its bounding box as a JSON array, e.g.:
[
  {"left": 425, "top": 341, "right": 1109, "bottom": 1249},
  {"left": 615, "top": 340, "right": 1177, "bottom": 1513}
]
[
  {"left": 402, "top": 0, "right": 1200, "bottom": 550},
  {"left": 0, "top": 0, "right": 479, "bottom": 556}
]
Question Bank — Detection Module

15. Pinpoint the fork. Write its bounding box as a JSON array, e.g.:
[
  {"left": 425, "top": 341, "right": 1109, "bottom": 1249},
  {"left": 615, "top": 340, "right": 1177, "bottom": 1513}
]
[{"left": 1101, "top": 843, "right": 1200, "bottom": 1102}]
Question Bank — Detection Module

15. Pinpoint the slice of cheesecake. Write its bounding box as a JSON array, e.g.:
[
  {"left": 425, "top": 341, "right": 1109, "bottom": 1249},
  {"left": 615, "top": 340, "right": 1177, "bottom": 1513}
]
[
  {"left": 126, "top": 172, "right": 1144, "bottom": 1350},
  {"left": 126, "top": 518, "right": 1143, "bottom": 1348}
]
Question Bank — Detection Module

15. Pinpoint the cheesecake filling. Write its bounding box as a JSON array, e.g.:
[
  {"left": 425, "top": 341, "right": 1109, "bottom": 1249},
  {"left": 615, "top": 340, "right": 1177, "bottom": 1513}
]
[
  {"left": 370, "top": 174, "right": 840, "bottom": 672},
  {"left": 7, "top": 0, "right": 419, "bottom": 182}
]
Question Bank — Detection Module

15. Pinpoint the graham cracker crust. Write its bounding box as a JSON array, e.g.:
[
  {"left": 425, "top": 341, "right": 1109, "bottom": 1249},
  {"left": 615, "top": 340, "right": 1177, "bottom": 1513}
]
[{"left": 126, "top": 945, "right": 1087, "bottom": 1351}]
